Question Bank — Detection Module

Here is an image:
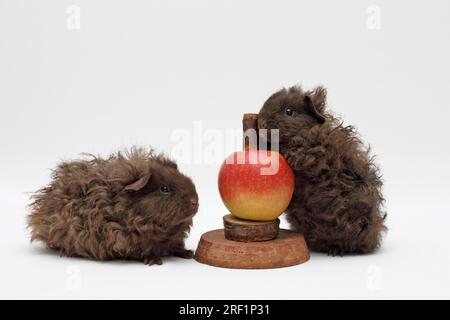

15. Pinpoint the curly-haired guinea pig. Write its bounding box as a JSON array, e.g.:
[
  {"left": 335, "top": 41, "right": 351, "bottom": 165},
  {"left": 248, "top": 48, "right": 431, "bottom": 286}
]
[
  {"left": 28, "top": 147, "right": 199, "bottom": 265},
  {"left": 258, "top": 86, "right": 386, "bottom": 256}
]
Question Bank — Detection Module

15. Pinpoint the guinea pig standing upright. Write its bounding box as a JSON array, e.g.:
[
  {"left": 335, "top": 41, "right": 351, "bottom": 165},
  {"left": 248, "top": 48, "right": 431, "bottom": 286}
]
[
  {"left": 28, "top": 147, "right": 199, "bottom": 265},
  {"left": 258, "top": 86, "right": 386, "bottom": 256}
]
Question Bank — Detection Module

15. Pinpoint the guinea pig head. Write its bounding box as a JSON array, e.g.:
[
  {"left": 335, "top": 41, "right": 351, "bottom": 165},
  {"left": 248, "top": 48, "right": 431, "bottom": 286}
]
[
  {"left": 124, "top": 160, "right": 199, "bottom": 232},
  {"left": 258, "top": 86, "right": 327, "bottom": 148}
]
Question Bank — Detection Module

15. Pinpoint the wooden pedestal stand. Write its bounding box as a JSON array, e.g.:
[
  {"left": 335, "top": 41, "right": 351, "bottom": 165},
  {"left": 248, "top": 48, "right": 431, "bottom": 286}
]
[
  {"left": 194, "top": 114, "right": 309, "bottom": 269},
  {"left": 195, "top": 218, "right": 309, "bottom": 269}
]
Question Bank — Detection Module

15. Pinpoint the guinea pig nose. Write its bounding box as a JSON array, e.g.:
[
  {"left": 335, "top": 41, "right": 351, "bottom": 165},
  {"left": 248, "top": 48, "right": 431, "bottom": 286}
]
[
  {"left": 190, "top": 197, "right": 199, "bottom": 209},
  {"left": 258, "top": 119, "right": 268, "bottom": 129}
]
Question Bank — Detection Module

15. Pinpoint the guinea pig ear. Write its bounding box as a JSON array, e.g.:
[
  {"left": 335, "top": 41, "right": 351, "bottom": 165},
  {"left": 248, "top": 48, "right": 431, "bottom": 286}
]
[
  {"left": 304, "top": 95, "right": 326, "bottom": 124},
  {"left": 124, "top": 173, "right": 152, "bottom": 191},
  {"left": 306, "top": 86, "right": 327, "bottom": 111}
]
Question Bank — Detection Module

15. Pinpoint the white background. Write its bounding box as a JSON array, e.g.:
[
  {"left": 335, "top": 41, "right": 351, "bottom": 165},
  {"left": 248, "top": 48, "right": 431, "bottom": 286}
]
[{"left": 1, "top": 0, "right": 449, "bottom": 299}]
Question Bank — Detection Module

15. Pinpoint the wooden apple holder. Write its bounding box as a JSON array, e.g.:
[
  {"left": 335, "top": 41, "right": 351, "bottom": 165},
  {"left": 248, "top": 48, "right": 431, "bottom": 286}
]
[{"left": 194, "top": 114, "right": 309, "bottom": 269}]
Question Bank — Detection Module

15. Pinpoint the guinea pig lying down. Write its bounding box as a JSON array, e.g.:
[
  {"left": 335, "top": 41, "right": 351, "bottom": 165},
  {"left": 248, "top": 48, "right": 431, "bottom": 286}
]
[{"left": 28, "top": 147, "right": 199, "bottom": 265}]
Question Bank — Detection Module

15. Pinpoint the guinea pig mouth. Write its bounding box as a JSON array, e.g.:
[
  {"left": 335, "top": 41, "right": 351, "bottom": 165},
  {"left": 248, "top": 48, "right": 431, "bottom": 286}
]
[
  {"left": 187, "top": 207, "right": 199, "bottom": 218},
  {"left": 171, "top": 214, "right": 195, "bottom": 228},
  {"left": 173, "top": 206, "right": 198, "bottom": 222}
]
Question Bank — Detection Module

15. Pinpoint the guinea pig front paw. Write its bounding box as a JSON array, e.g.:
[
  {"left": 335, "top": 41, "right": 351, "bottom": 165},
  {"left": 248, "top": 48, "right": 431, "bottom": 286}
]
[
  {"left": 327, "top": 246, "right": 344, "bottom": 257},
  {"left": 174, "top": 249, "right": 194, "bottom": 259},
  {"left": 143, "top": 256, "right": 163, "bottom": 266},
  {"left": 58, "top": 248, "right": 66, "bottom": 257}
]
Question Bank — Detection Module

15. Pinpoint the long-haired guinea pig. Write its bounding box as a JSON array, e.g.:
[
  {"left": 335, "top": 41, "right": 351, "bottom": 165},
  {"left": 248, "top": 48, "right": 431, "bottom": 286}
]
[
  {"left": 28, "top": 147, "right": 199, "bottom": 265},
  {"left": 258, "top": 86, "right": 386, "bottom": 256}
]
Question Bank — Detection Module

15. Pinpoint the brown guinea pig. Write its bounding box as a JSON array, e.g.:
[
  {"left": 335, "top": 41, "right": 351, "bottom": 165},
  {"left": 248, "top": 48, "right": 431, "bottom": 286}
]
[
  {"left": 258, "top": 86, "right": 386, "bottom": 256},
  {"left": 27, "top": 147, "right": 199, "bottom": 265}
]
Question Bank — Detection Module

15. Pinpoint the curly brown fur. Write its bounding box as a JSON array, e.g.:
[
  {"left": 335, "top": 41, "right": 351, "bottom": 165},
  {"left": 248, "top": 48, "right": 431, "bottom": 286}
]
[
  {"left": 258, "top": 86, "right": 386, "bottom": 255},
  {"left": 28, "top": 147, "right": 199, "bottom": 265}
]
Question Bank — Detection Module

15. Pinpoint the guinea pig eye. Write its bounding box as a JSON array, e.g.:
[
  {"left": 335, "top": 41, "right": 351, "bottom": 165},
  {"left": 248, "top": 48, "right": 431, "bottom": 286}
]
[
  {"left": 160, "top": 186, "right": 170, "bottom": 193},
  {"left": 285, "top": 107, "right": 295, "bottom": 116}
]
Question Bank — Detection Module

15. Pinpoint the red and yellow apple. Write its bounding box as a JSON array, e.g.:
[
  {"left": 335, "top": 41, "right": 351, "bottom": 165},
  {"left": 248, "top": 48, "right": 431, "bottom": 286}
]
[{"left": 218, "top": 150, "right": 295, "bottom": 221}]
